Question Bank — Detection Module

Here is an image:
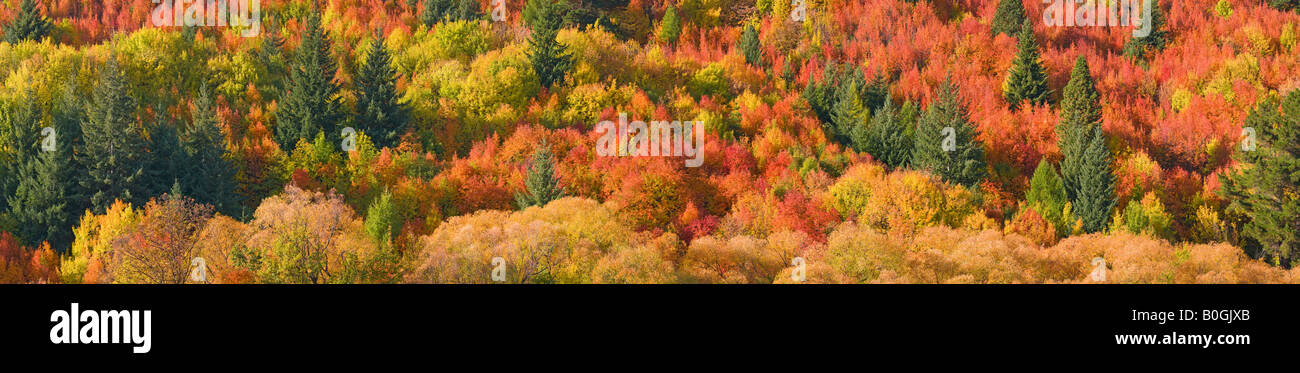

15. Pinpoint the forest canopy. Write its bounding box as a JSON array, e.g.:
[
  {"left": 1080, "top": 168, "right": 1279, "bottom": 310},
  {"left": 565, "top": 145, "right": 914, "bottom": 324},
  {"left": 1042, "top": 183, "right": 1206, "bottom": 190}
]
[{"left": 0, "top": 0, "right": 1298, "bottom": 283}]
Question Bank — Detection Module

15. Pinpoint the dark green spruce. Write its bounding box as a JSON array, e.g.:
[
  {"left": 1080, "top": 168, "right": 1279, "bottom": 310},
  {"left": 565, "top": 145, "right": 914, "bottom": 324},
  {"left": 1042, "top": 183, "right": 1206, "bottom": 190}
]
[
  {"left": 76, "top": 55, "right": 149, "bottom": 213},
  {"left": 515, "top": 141, "right": 565, "bottom": 209},
  {"left": 1057, "top": 56, "right": 1115, "bottom": 233},
  {"left": 990, "top": 0, "right": 1026, "bottom": 37},
  {"left": 1004, "top": 20, "right": 1050, "bottom": 110},
  {"left": 3, "top": 0, "right": 52, "bottom": 44},
  {"left": 739, "top": 23, "right": 761, "bottom": 66},
  {"left": 181, "top": 86, "right": 239, "bottom": 217},
  {"left": 1220, "top": 90, "right": 1300, "bottom": 266},
  {"left": 861, "top": 98, "right": 913, "bottom": 170},
  {"left": 911, "top": 77, "right": 987, "bottom": 187},
  {"left": 276, "top": 8, "right": 344, "bottom": 151},
  {"left": 527, "top": 0, "right": 573, "bottom": 89},
  {"left": 355, "top": 29, "right": 410, "bottom": 149}
]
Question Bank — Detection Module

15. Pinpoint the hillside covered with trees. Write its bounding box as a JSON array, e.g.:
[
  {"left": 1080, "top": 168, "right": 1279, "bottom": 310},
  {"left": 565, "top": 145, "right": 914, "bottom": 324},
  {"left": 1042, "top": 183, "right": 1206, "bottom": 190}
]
[{"left": 0, "top": 0, "right": 1297, "bottom": 283}]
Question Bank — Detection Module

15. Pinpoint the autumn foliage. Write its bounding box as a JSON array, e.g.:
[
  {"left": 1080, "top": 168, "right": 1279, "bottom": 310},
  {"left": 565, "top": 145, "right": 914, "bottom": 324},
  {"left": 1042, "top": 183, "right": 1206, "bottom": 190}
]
[{"left": 1, "top": 0, "right": 1298, "bottom": 283}]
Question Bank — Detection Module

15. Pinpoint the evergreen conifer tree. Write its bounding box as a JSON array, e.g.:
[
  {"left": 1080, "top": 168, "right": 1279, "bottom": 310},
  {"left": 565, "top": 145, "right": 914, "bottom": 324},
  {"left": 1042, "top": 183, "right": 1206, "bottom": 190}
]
[
  {"left": 1220, "top": 90, "right": 1300, "bottom": 266},
  {"left": 739, "top": 23, "right": 761, "bottom": 66},
  {"left": 830, "top": 80, "right": 867, "bottom": 146},
  {"left": 1025, "top": 158, "right": 1069, "bottom": 232},
  {"left": 515, "top": 141, "right": 565, "bottom": 209},
  {"left": 355, "top": 29, "right": 410, "bottom": 149},
  {"left": 912, "top": 77, "right": 987, "bottom": 187},
  {"left": 659, "top": 3, "right": 681, "bottom": 44},
  {"left": 990, "top": 0, "right": 1026, "bottom": 37},
  {"left": 1004, "top": 20, "right": 1051, "bottom": 110},
  {"left": 527, "top": 0, "right": 573, "bottom": 89},
  {"left": 276, "top": 7, "right": 344, "bottom": 151},
  {"left": 1122, "top": 1, "right": 1168, "bottom": 59},
  {"left": 863, "top": 98, "right": 912, "bottom": 170},
  {"left": 1058, "top": 56, "right": 1102, "bottom": 203},
  {"left": 77, "top": 55, "right": 149, "bottom": 212},
  {"left": 182, "top": 86, "right": 238, "bottom": 217},
  {"left": 3, "top": 0, "right": 52, "bottom": 44},
  {"left": 1074, "top": 125, "right": 1116, "bottom": 233}
]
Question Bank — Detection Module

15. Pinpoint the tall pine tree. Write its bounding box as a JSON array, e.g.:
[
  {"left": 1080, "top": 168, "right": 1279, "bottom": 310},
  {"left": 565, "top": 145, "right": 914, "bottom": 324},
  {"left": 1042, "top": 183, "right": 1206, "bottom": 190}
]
[
  {"left": 7, "top": 94, "right": 73, "bottom": 249},
  {"left": 77, "top": 54, "right": 148, "bottom": 213},
  {"left": 3, "top": 0, "right": 52, "bottom": 44},
  {"left": 862, "top": 98, "right": 913, "bottom": 170},
  {"left": 1220, "top": 90, "right": 1300, "bottom": 266},
  {"left": 990, "top": 0, "right": 1026, "bottom": 37},
  {"left": 145, "top": 102, "right": 185, "bottom": 198},
  {"left": 1122, "top": 0, "right": 1168, "bottom": 59},
  {"left": 802, "top": 61, "right": 841, "bottom": 125},
  {"left": 659, "top": 3, "right": 681, "bottom": 44},
  {"left": 739, "top": 23, "right": 761, "bottom": 66},
  {"left": 1074, "top": 125, "right": 1116, "bottom": 233},
  {"left": 182, "top": 86, "right": 238, "bottom": 217},
  {"left": 1003, "top": 20, "right": 1050, "bottom": 110},
  {"left": 259, "top": 17, "right": 288, "bottom": 104},
  {"left": 911, "top": 77, "right": 987, "bottom": 187},
  {"left": 52, "top": 80, "right": 87, "bottom": 217},
  {"left": 1057, "top": 57, "right": 1115, "bottom": 233},
  {"left": 8, "top": 84, "right": 82, "bottom": 250},
  {"left": 830, "top": 80, "right": 867, "bottom": 147},
  {"left": 1268, "top": 0, "right": 1299, "bottom": 11},
  {"left": 1025, "top": 158, "right": 1069, "bottom": 233},
  {"left": 1058, "top": 56, "right": 1101, "bottom": 203},
  {"left": 527, "top": 0, "right": 573, "bottom": 89},
  {"left": 422, "top": 0, "right": 481, "bottom": 26},
  {"left": 355, "top": 29, "right": 410, "bottom": 149},
  {"left": 802, "top": 62, "right": 868, "bottom": 128},
  {"left": 364, "top": 189, "right": 401, "bottom": 244},
  {"left": 1, "top": 89, "right": 41, "bottom": 209},
  {"left": 276, "top": 7, "right": 344, "bottom": 151},
  {"left": 515, "top": 141, "right": 565, "bottom": 209}
]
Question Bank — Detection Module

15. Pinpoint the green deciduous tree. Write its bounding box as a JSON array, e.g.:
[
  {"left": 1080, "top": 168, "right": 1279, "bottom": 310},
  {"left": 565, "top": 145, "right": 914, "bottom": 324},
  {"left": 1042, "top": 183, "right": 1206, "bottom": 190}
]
[
  {"left": 1220, "top": 90, "right": 1300, "bottom": 266},
  {"left": 515, "top": 142, "right": 565, "bottom": 209},
  {"left": 911, "top": 77, "right": 987, "bottom": 187},
  {"left": 3, "top": 0, "right": 52, "bottom": 44},
  {"left": 276, "top": 8, "right": 344, "bottom": 151},
  {"left": 355, "top": 29, "right": 410, "bottom": 149},
  {"left": 1004, "top": 20, "right": 1050, "bottom": 110}
]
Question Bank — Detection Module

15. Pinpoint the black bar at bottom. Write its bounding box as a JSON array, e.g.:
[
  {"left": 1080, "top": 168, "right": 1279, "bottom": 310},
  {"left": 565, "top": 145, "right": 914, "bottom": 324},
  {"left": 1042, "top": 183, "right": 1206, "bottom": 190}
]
[{"left": 0, "top": 285, "right": 1286, "bottom": 361}]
